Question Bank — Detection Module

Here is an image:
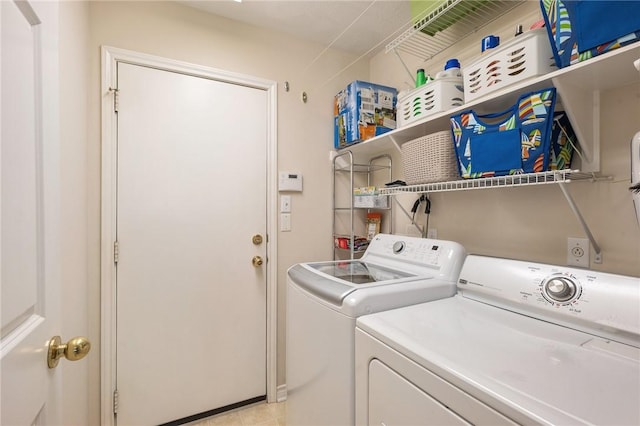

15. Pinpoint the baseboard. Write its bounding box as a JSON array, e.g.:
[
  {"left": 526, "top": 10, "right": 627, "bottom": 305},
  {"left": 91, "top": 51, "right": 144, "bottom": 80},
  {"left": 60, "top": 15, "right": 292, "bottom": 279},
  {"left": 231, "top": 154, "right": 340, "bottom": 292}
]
[{"left": 276, "top": 384, "right": 287, "bottom": 402}]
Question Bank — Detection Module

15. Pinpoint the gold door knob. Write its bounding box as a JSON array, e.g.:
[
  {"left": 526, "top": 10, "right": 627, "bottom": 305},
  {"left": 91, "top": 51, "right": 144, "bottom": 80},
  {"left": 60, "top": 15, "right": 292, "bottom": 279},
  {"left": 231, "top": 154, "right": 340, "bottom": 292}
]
[
  {"left": 252, "top": 234, "right": 263, "bottom": 245},
  {"left": 47, "top": 336, "right": 91, "bottom": 368},
  {"left": 252, "top": 256, "right": 264, "bottom": 267}
]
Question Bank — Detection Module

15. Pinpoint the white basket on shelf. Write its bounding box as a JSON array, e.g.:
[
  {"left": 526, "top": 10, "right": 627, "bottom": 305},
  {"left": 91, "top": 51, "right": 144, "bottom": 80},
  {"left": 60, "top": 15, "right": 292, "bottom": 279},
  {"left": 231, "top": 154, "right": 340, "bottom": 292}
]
[
  {"left": 401, "top": 131, "right": 459, "bottom": 184},
  {"left": 464, "top": 28, "right": 556, "bottom": 102},
  {"left": 397, "top": 77, "right": 464, "bottom": 128}
]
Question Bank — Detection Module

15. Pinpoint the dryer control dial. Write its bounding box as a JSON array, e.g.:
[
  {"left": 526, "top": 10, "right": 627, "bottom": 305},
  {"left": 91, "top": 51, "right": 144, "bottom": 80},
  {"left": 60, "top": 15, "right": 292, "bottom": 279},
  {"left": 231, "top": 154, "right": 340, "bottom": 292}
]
[{"left": 542, "top": 275, "right": 579, "bottom": 303}]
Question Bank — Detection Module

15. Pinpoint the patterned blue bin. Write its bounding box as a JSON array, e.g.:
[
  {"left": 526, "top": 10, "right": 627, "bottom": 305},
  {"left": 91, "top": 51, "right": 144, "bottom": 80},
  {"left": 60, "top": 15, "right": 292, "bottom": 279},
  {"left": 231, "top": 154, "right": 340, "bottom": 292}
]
[{"left": 540, "top": 0, "right": 640, "bottom": 68}]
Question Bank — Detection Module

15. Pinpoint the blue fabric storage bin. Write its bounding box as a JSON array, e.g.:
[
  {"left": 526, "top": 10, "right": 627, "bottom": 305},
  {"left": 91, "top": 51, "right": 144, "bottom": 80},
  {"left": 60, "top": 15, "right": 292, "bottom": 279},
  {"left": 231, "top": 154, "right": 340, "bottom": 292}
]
[
  {"left": 450, "top": 88, "right": 557, "bottom": 179},
  {"left": 540, "top": 0, "right": 640, "bottom": 68},
  {"left": 549, "top": 111, "right": 578, "bottom": 170}
]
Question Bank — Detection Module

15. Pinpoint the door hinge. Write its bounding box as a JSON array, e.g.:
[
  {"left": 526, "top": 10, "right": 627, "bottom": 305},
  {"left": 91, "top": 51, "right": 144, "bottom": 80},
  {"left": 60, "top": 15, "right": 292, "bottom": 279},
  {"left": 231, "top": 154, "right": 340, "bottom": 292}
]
[
  {"left": 114, "top": 241, "right": 119, "bottom": 264},
  {"left": 113, "top": 389, "right": 119, "bottom": 414},
  {"left": 109, "top": 87, "right": 119, "bottom": 113}
]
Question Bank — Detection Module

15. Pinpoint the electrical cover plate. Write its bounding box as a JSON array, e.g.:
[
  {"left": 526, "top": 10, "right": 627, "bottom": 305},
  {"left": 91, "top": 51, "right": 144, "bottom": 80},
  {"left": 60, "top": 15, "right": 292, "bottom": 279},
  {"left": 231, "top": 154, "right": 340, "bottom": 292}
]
[{"left": 567, "top": 237, "right": 589, "bottom": 267}]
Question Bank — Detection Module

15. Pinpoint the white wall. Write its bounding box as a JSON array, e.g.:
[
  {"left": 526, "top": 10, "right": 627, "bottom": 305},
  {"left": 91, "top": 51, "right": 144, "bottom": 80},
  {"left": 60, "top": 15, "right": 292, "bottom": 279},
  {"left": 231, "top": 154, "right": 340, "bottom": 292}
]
[
  {"left": 369, "top": 2, "right": 640, "bottom": 276},
  {"left": 84, "top": 1, "right": 368, "bottom": 422}
]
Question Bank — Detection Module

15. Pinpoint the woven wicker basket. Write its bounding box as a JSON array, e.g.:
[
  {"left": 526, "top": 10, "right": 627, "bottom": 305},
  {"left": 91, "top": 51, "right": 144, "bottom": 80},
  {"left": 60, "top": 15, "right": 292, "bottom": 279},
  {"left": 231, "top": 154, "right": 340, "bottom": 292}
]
[{"left": 402, "top": 131, "right": 459, "bottom": 184}]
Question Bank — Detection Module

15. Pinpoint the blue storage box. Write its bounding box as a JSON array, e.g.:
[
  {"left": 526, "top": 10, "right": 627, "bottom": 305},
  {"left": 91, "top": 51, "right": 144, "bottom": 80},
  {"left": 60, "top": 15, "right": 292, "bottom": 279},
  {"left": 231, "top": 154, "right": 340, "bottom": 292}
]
[
  {"left": 540, "top": 0, "right": 640, "bottom": 68},
  {"left": 450, "top": 88, "right": 557, "bottom": 178},
  {"left": 334, "top": 81, "right": 397, "bottom": 149}
]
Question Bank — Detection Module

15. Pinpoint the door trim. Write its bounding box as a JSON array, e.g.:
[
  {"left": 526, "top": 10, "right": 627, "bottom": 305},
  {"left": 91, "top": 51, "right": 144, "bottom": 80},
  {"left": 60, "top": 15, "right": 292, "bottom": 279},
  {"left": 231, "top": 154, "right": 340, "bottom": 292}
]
[{"left": 100, "top": 46, "right": 278, "bottom": 426}]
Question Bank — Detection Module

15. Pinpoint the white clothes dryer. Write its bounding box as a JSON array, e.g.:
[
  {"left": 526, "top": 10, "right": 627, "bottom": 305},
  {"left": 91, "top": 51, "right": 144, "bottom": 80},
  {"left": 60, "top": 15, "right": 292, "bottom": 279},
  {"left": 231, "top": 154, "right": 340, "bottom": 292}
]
[
  {"left": 355, "top": 255, "right": 640, "bottom": 425},
  {"left": 286, "top": 234, "right": 466, "bottom": 426}
]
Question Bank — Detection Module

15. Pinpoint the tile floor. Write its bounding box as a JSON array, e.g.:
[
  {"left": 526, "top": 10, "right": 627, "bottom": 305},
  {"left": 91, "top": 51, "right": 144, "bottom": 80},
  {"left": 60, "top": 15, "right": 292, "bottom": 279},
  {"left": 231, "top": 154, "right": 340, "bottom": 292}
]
[{"left": 189, "top": 401, "right": 286, "bottom": 426}]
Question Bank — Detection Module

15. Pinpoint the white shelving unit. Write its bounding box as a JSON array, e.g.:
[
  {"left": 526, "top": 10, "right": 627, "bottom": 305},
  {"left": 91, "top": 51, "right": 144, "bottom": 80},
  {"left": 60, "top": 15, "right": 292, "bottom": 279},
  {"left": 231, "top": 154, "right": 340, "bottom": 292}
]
[
  {"left": 386, "top": 0, "right": 526, "bottom": 60},
  {"left": 333, "top": 152, "right": 393, "bottom": 260},
  {"left": 378, "top": 170, "right": 602, "bottom": 195},
  {"left": 335, "top": 43, "right": 640, "bottom": 264},
  {"left": 379, "top": 170, "right": 611, "bottom": 264},
  {"left": 339, "top": 43, "right": 640, "bottom": 175},
  {"left": 332, "top": 0, "right": 640, "bottom": 263}
]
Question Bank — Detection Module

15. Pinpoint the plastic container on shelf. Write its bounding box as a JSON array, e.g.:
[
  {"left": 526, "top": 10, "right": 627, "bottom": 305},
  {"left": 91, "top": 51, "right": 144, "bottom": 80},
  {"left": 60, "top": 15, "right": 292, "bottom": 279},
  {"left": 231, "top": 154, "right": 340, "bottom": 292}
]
[
  {"left": 398, "top": 59, "right": 464, "bottom": 128},
  {"left": 464, "top": 28, "right": 556, "bottom": 102}
]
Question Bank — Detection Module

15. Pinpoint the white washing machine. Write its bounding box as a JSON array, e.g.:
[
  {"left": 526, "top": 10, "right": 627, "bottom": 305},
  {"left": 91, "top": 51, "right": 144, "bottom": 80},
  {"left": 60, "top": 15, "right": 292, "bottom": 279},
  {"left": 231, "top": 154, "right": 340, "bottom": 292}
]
[
  {"left": 355, "top": 255, "right": 640, "bottom": 425},
  {"left": 286, "top": 234, "right": 466, "bottom": 426}
]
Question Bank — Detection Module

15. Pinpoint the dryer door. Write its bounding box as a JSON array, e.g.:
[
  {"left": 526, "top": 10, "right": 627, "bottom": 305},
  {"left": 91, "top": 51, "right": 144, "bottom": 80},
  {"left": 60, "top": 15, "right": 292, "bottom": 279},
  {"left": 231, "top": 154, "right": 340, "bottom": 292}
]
[{"left": 369, "top": 360, "right": 469, "bottom": 426}]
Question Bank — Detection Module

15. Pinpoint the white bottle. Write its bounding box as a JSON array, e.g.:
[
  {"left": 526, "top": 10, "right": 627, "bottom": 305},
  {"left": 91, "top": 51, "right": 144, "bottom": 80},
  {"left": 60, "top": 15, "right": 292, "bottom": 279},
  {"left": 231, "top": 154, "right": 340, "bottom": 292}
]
[{"left": 435, "top": 58, "right": 462, "bottom": 80}]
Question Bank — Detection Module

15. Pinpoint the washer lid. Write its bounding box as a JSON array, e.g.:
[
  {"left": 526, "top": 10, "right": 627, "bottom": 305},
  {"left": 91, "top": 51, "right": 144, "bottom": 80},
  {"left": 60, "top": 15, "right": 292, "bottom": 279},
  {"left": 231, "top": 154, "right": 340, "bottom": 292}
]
[
  {"left": 308, "top": 261, "right": 414, "bottom": 284},
  {"left": 357, "top": 297, "right": 640, "bottom": 425},
  {"left": 288, "top": 261, "right": 416, "bottom": 305}
]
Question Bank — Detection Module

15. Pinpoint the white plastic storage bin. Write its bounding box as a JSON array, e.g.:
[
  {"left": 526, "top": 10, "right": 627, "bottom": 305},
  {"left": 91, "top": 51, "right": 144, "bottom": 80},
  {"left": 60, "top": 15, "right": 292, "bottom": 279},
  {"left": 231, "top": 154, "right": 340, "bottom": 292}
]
[
  {"left": 397, "top": 77, "right": 464, "bottom": 128},
  {"left": 354, "top": 195, "right": 389, "bottom": 209},
  {"left": 401, "top": 131, "right": 459, "bottom": 184},
  {"left": 464, "top": 28, "right": 556, "bottom": 102}
]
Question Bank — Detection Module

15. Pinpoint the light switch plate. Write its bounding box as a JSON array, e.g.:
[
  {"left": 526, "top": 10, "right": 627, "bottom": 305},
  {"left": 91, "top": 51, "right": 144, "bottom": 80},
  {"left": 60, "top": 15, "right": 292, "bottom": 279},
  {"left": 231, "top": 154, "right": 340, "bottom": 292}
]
[
  {"left": 280, "top": 195, "right": 291, "bottom": 213},
  {"left": 280, "top": 213, "right": 291, "bottom": 232}
]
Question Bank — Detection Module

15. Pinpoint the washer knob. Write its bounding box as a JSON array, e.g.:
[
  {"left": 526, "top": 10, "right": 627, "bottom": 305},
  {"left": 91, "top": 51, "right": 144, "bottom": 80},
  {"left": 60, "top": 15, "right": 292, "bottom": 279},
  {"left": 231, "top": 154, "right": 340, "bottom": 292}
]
[
  {"left": 544, "top": 276, "right": 577, "bottom": 302},
  {"left": 392, "top": 241, "right": 405, "bottom": 254}
]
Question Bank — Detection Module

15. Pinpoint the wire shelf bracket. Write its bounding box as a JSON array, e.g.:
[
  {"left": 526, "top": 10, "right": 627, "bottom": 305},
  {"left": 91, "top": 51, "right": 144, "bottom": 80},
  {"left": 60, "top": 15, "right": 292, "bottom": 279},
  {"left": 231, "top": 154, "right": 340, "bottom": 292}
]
[{"left": 380, "top": 170, "right": 610, "bottom": 264}]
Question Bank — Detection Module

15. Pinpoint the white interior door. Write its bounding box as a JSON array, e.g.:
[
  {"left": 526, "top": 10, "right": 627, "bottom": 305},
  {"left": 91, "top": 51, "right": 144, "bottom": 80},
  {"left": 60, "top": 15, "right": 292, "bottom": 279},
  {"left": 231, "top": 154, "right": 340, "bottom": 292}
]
[
  {"left": 1, "top": 1, "right": 62, "bottom": 425},
  {"left": 115, "top": 62, "right": 268, "bottom": 425}
]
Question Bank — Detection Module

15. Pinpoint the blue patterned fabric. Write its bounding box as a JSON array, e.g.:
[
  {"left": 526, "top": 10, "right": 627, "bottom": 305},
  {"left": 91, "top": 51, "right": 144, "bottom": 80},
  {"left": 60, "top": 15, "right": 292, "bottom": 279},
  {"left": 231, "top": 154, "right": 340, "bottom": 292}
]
[
  {"left": 541, "top": 0, "right": 640, "bottom": 68},
  {"left": 450, "top": 88, "right": 557, "bottom": 178}
]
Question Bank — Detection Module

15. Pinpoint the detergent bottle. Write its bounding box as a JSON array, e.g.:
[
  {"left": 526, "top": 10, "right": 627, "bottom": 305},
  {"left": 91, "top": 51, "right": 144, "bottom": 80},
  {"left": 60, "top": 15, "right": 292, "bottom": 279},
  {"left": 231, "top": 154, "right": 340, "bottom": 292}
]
[{"left": 435, "top": 58, "right": 462, "bottom": 80}]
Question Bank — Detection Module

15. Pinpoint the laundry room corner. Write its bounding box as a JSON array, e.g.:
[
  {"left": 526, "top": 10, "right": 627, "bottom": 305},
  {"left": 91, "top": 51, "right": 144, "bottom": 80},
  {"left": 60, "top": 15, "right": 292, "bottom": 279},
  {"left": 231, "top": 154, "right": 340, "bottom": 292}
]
[{"left": 368, "top": 1, "right": 640, "bottom": 276}]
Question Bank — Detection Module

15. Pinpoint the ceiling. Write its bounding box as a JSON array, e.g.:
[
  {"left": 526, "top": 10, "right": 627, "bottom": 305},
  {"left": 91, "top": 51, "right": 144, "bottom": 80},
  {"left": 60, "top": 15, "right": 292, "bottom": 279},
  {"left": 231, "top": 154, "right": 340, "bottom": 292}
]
[{"left": 182, "top": 0, "right": 413, "bottom": 57}]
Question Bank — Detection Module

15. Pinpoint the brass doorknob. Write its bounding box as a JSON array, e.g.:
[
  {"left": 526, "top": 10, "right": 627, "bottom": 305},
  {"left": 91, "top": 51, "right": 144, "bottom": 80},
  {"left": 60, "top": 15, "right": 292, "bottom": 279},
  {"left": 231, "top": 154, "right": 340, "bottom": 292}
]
[
  {"left": 252, "top": 256, "right": 264, "bottom": 267},
  {"left": 47, "top": 336, "right": 91, "bottom": 369},
  {"left": 252, "top": 234, "right": 263, "bottom": 245}
]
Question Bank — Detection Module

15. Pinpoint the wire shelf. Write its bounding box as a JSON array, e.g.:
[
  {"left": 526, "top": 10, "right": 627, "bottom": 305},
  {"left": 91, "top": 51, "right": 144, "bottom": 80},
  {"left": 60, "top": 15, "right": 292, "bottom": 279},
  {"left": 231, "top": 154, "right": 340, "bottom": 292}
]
[
  {"left": 386, "top": 0, "right": 526, "bottom": 60},
  {"left": 379, "top": 170, "right": 606, "bottom": 195}
]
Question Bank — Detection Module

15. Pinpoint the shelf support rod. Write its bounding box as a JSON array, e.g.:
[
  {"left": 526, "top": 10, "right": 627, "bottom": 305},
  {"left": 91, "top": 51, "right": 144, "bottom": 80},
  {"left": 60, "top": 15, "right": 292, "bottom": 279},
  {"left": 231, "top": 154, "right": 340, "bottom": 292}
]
[
  {"left": 393, "top": 197, "right": 424, "bottom": 235},
  {"left": 558, "top": 182, "right": 602, "bottom": 263},
  {"left": 393, "top": 48, "right": 417, "bottom": 86}
]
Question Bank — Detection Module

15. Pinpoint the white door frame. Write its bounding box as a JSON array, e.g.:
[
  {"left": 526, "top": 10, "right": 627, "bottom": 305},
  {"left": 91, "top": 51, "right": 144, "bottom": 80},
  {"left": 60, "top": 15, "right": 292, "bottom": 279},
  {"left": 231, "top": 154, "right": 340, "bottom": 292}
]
[{"left": 100, "top": 46, "right": 278, "bottom": 425}]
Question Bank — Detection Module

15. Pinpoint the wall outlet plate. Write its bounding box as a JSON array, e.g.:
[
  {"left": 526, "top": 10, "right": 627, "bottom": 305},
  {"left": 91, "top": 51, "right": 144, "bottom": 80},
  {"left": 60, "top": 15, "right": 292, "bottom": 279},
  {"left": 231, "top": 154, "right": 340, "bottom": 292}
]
[{"left": 567, "top": 237, "right": 589, "bottom": 267}]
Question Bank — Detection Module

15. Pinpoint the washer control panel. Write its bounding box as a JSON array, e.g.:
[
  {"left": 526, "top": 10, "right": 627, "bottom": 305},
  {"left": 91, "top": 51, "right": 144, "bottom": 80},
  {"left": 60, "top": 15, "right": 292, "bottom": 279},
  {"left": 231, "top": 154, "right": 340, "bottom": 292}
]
[
  {"left": 362, "top": 234, "right": 466, "bottom": 278},
  {"left": 368, "top": 235, "right": 446, "bottom": 266},
  {"left": 541, "top": 273, "right": 581, "bottom": 304},
  {"left": 458, "top": 255, "right": 640, "bottom": 342}
]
